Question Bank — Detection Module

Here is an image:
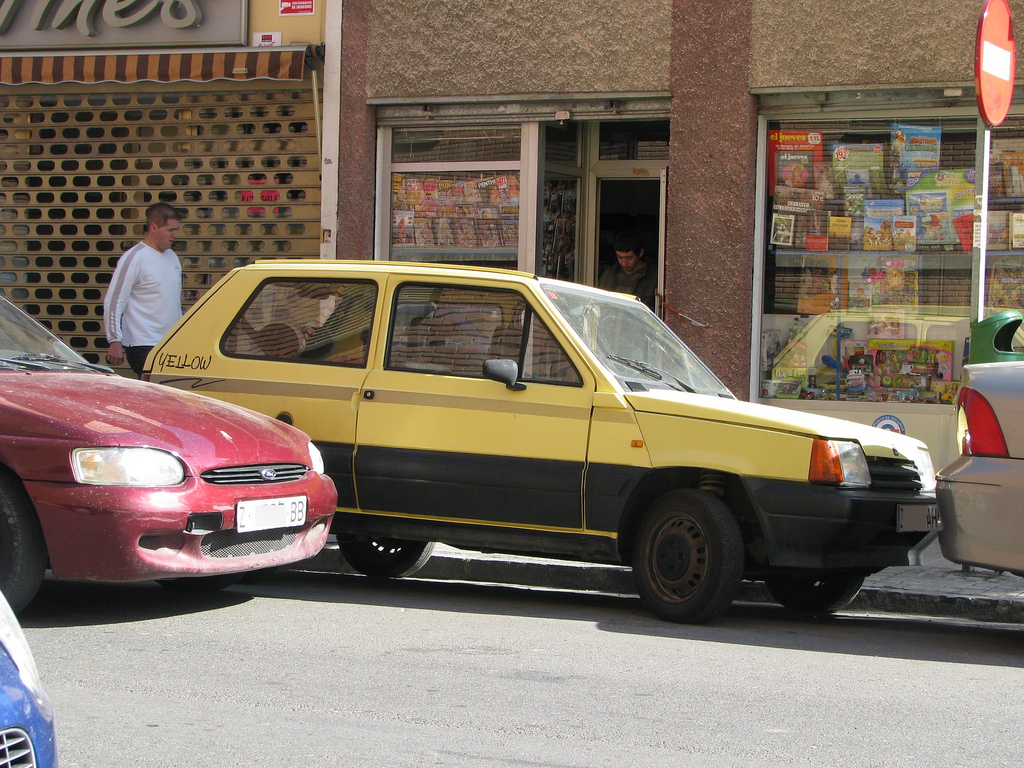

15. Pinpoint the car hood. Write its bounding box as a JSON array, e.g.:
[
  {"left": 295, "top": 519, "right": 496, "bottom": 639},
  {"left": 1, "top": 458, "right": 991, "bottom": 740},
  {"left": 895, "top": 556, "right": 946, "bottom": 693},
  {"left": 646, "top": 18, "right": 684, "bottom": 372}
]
[
  {"left": 623, "top": 390, "right": 930, "bottom": 461},
  {"left": 0, "top": 371, "right": 311, "bottom": 469}
]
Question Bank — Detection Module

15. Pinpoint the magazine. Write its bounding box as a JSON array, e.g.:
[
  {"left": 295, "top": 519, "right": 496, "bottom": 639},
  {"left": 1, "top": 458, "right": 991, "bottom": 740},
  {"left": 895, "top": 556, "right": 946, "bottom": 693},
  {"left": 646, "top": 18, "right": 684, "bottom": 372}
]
[
  {"left": 988, "top": 211, "right": 1010, "bottom": 250},
  {"left": 767, "top": 129, "right": 824, "bottom": 195},
  {"left": 863, "top": 216, "right": 895, "bottom": 251},
  {"left": 864, "top": 198, "right": 905, "bottom": 218},
  {"left": 891, "top": 216, "right": 917, "bottom": 252},
  {"left": 770, "top": 213, "right": 795, "bottom": 247},
  {"left": 392, "top": 210, "right": 414, "bottom": 246},
  {"left": 773, "top": 185, "right": 826, "bottom": 249},
  {"left": 434, "top": 217, "right": 455, "bottom": 247},
  {"left": 905, "top": 169, "right": 975, "bottom": 246},
  {"left": 831, "top": 142, "right": 886, "bottom": 194},
  {"left": 889, "top": 124, "right": 941, "bottom": 193},
  {"left": 776, "top": 149, "right": 815, "bottom": 188},
  {"left": 828, "top": 215, "right": 852, "bottom": 251},
  {"left": 1003, "top": 152, "right": 1024, "bottom": 196},
  {"left": 1011, "top": 213, "right": 1024, "bottom": 249}
]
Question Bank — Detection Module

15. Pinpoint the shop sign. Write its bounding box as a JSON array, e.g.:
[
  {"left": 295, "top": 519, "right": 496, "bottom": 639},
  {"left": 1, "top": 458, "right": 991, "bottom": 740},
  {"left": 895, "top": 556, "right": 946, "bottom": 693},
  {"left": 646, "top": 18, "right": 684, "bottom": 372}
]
[
  {"left": 0, "top": 0, "right": 246, "bottom": 49},
  {"left": 976, "top": 0, "right": 1016, "bottom": 127},
  {"left": 280, "top": 0, "right": 314, "bottom": 14}
]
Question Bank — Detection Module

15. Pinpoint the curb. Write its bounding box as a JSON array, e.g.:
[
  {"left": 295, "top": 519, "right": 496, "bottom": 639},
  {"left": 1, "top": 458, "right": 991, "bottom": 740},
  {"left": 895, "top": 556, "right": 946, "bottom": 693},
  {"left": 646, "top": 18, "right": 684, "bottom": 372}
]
[{"left": 290, "top": 544, "right": 1024, "bottom": 624}]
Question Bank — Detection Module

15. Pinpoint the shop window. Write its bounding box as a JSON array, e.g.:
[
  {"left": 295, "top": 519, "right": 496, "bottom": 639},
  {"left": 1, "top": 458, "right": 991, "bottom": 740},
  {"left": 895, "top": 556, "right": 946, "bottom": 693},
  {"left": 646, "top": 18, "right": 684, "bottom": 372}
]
[
  {"left": 982, "top": 117, "right": 1024, "bottom": 321},
  {"left": 389, "top": 170, "right": 519, "bottom": 268},
  {"left": 760, "top": 118, "right": 980, "bottom": 405},
  {"left": 387, "top": 126, "right": 521, "bottom": 269}
]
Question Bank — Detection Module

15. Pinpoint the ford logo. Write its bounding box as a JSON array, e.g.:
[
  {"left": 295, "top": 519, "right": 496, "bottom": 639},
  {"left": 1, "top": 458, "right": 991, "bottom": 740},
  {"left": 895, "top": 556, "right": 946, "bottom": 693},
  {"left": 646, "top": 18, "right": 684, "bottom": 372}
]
[{"left": 260, "top": 468, "right": 278, "bottom": 481}]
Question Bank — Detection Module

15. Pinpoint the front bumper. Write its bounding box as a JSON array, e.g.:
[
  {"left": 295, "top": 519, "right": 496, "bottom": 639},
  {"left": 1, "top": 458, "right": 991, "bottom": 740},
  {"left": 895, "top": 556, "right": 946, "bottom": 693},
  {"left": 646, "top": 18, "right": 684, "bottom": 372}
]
[
  {"left": 937, "top": 455, "right": 1024, "bottom": 574},
  {"left": 744, "top": 478, "right": 936, "bottom": 570},
  {"left": 27, "top": 472, "right": 337, "bottom": 581}
]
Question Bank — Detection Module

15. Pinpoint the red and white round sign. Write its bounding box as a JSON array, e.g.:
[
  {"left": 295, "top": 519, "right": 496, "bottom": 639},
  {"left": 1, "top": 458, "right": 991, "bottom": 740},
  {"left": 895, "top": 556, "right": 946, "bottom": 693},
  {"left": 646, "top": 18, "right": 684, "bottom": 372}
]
[{"left": 976, "top": 0, "right": 1016, "bottom": 126}]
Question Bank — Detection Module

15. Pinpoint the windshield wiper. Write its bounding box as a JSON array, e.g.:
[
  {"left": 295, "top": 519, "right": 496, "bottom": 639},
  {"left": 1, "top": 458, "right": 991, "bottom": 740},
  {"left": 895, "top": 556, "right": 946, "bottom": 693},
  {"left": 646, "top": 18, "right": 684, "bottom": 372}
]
[
  {"left": 606, "top": 355, "right": 696, "bottom": 393},
  {"left": 0, "top": 353, "right": 112, "bottom": 373}
]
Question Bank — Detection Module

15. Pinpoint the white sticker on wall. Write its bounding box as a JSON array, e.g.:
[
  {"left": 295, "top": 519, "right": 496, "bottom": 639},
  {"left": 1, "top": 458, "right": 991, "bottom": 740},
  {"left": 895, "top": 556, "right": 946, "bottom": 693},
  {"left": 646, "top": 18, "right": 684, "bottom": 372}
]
[{"left": 873, "top": 415, "right": 906, "bottom": 434}]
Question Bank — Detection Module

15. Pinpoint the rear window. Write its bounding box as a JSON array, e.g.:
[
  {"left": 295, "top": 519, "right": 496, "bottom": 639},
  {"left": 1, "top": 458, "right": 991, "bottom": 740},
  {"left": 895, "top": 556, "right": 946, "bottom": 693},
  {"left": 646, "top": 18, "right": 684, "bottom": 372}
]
[{"left": 222, "top": 278, "right": 377, "bottom": 366}]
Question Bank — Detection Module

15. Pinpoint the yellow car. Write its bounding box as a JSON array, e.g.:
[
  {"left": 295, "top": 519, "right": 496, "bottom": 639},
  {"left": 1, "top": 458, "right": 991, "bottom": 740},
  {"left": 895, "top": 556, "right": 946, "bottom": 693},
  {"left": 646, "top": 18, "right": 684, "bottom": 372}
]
[{"left": 146, "top": 261, "right": 939, "bottom": 623}]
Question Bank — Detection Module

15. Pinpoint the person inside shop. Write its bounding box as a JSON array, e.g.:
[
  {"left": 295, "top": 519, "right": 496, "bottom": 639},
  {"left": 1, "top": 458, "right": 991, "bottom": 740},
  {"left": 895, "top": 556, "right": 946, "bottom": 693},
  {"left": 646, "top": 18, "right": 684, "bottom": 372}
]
[
  {"left": 103, "top": 202, "right": 183, "bottom": 377},
  {"left": 598, "top": 229, "right": 657, "bottom": 310}
]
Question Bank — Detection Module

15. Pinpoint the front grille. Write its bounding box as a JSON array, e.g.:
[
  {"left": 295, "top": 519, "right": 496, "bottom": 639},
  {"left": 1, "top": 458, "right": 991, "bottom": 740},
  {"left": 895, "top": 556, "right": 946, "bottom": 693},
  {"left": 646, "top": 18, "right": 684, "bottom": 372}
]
[
  {"left": 868, "top": 456, "right": 924, "bottom": 491},
  {"left": 202, "top": 529, "right": 299, "bottom": 558},
  {"left": 0, "top": 728, "right": 35, "bottom": 768},
  {"left": 200, "top": 463, "right": 307, "bottom": 485}
]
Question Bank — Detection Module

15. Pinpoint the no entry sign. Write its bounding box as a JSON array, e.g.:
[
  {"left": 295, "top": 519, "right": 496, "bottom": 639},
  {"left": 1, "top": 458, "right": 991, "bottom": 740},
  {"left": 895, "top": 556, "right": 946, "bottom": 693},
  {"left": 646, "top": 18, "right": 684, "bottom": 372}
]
[{"left": 976, "top": 0, "right": 1016, "bottom": 126}]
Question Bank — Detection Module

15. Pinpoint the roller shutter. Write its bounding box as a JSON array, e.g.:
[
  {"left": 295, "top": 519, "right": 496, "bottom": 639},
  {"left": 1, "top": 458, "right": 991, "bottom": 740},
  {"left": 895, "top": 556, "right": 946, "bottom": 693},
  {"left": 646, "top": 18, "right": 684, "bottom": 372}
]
[{"left": 0, "top": 82, "right": 321, "bottom": 366}]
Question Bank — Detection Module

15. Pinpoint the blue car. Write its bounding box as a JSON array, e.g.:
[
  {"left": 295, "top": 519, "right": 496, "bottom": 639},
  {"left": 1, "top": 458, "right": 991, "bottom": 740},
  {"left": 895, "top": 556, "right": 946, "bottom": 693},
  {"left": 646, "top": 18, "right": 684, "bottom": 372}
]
[{"left": 0, "top": 592, "right": 56, "bottom": 767}]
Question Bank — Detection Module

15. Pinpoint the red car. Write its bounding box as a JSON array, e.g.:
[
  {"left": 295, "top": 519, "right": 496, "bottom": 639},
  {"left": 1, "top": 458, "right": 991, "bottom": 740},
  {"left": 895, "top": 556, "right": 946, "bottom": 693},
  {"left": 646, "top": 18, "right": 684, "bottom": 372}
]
[{"left": 0, "top": 294, "right": 336, "bottom": 612}]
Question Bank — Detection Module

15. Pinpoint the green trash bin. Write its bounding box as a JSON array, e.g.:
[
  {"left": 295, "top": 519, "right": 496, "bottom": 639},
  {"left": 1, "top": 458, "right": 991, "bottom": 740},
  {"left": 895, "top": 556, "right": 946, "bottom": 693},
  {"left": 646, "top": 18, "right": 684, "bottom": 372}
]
[{"left": 968, "top": 310, "right": 1024, "bottom": 364}]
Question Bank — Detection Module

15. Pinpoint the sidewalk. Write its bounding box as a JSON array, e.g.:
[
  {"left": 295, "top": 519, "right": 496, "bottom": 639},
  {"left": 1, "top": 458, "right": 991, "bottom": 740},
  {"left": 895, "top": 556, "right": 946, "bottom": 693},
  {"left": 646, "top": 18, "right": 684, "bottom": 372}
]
[{"left": 294, "top": 538, "right": 1024, "bottom": 623}]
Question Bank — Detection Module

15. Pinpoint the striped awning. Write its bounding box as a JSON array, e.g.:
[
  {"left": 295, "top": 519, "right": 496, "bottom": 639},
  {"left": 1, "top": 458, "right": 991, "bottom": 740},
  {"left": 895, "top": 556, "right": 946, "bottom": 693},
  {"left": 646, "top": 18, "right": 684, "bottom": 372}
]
[{"left": 0, "top": 45, "right": 311, "bottom": 85}]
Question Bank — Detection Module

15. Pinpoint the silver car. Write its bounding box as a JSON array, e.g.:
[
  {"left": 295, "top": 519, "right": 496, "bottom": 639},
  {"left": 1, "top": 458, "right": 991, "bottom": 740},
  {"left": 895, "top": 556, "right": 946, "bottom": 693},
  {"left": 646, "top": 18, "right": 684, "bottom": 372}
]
[{"left": 937, "top": 361, "right": 1024, "bottom": 574}]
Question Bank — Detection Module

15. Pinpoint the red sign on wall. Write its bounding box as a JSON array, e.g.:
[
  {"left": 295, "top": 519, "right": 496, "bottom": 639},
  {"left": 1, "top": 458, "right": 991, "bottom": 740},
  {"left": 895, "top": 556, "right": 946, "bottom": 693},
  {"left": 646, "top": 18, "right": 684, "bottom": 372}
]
[
  {"left": 976, "top": 0, "right": 1016, "bottom": 126},
  {"left": 280, "top": 0, "right": 314, "bottom": 15}
]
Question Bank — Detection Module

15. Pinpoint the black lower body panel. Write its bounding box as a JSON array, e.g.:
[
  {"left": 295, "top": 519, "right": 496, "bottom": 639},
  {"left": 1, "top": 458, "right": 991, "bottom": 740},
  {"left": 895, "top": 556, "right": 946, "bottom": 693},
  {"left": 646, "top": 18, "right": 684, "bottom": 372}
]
[{"left": 744, "top": 477, "right": 934, "bottom": 570}]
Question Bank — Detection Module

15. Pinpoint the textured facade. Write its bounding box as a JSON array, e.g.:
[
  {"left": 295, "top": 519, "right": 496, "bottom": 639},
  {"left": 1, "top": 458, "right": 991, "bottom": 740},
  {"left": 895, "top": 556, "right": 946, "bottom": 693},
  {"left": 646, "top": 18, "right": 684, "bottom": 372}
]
[
  {"left": 750, "top": 0, "right": 1011, "bottom": 90},
  {"left": 365, "top": 1, "right": 670, "bottom": 98}
]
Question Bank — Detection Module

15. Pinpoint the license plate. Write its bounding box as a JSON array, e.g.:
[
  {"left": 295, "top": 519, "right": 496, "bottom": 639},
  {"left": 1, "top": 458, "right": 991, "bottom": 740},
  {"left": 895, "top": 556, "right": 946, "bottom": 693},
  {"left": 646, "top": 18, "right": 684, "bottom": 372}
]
[
  {"left": 897, "top": 503, "right": 942, "bottom": 532},
  {"left": 236, "top": 495, "right": 307, "bottom": 533}
]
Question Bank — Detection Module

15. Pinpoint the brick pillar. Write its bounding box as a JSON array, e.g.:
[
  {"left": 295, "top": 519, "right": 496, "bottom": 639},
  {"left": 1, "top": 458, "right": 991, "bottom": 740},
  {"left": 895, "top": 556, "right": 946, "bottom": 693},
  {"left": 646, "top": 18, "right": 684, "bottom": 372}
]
[
  {"left": 667, "top": 0, "right": 758, "bottom": 398},
  {"left": 336, "top": 0, "right": 378, "bottom": 260}
]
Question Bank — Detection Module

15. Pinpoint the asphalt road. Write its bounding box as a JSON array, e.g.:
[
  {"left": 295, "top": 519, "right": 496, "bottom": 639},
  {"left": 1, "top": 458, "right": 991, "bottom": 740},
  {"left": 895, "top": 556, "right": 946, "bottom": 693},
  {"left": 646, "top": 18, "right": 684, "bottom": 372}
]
[{"left": 19, "top": 570, "right": 1024, "bottom": 768}]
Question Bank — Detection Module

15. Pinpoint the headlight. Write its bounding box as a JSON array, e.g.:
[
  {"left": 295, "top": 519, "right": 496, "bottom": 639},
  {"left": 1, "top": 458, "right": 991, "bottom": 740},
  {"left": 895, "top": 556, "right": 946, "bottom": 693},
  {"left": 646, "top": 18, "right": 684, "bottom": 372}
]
[
  {"left": 808, "top": 439, "right": 871, "bottom": 487},
  {"left": 913, "top": 447, "right": 937, "bottom": 493},
  {"left": 308, "top": 441, "right": 325, "bottom": 475},
  {"left": 0, "top": 592, "right": 51, "bottom": 718},
  {"left": 72, "top": 447, "right": 185, "bottom": 486}
]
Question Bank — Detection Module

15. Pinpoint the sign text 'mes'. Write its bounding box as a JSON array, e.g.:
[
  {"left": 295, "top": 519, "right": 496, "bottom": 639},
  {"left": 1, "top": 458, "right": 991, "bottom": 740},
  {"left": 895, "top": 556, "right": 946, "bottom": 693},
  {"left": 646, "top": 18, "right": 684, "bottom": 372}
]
[{"left": 0, "top": 0, "right": 246, "bottom": 48}]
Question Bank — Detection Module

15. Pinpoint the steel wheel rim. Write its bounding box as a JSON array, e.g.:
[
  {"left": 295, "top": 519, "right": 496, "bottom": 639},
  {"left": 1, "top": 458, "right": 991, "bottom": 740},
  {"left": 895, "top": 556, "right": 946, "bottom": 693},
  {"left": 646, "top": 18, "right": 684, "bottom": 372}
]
[{"left": 646, "top": 513, "right": 709, "bottom": 603}]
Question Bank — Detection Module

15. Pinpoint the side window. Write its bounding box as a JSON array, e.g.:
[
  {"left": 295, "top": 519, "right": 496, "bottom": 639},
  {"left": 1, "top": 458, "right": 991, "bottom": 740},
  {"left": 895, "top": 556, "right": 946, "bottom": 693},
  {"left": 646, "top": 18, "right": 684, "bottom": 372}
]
[
  {"left": 387, "top": 282, "right": 581, "bottom": 386},
  {"left": 522, "top": 320, "right": 581, "bottom": 385},
  {"left": 222, "top": 279, "right": 377, "bottom": 366}
]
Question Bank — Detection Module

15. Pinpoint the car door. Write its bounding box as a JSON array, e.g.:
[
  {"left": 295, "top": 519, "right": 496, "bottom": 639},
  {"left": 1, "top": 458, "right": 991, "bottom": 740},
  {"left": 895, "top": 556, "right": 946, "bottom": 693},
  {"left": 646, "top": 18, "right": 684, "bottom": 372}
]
[
  {"left": 353, "top": 278, "right": 594, "bottom": 531},
  {"left": 153, "top": 273, "right": 382, "bottom": 511}
]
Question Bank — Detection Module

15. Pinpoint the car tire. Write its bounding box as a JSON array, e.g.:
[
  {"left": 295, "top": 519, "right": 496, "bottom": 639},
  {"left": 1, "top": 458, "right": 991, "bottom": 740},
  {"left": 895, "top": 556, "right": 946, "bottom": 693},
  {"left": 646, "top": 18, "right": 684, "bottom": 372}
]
[
  {"left": 0, "top": 471, "right": 48, "bottom": 614},
  {"left": 631, "top": 489, "right": 743, "bottom": 624},
  {"left": 156, "top": 573, "right": 244, "bottom": 591},
  {"left": 340, "top": 538, "right": 434, "bottom": 578},
  {"left": 763, "top": 571, "right": 865, "bottom": 613}
]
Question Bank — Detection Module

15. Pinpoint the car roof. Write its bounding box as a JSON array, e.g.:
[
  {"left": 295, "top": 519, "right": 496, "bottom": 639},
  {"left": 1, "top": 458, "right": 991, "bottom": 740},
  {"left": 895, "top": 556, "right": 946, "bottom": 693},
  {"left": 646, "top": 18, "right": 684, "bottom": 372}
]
[{"left": 249, "top": 259, "right": 539, "bottom": 283}]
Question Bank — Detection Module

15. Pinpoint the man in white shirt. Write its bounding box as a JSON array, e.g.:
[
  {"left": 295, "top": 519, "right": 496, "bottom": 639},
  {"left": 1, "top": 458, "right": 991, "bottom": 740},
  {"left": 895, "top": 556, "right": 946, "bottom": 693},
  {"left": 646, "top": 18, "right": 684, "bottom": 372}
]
[{"left": 103, "top": 202, "right": 183, "bottom": 377}]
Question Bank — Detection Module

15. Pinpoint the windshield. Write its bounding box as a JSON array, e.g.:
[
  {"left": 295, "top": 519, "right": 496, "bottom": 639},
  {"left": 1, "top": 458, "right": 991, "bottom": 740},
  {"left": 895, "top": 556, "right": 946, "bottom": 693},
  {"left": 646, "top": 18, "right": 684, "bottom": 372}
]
[
  {"left": 0, "top": 294, "right": 104, "bottom": 372},
  {"left": 541, "top": 280, "right": 733, "bottom": 397}
]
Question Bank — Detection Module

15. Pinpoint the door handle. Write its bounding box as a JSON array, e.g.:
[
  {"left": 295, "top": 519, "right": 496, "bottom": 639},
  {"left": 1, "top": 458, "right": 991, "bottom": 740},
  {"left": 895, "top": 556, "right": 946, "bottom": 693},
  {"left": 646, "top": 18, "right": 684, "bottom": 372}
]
[{"left": 363, "top": 390, "right": 375, "bottom": 400}]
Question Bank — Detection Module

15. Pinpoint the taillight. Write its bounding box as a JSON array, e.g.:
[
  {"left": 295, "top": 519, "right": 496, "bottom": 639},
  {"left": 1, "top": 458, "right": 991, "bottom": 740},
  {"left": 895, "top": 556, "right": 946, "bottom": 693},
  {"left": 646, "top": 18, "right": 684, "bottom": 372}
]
[{"left": 957, "top": 386, "right": 1009, "bottom": 457}]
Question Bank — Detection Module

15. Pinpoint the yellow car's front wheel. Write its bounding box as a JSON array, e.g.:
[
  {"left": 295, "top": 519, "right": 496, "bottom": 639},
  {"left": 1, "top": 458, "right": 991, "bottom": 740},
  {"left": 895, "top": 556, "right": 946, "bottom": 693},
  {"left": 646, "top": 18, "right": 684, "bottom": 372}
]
[{"left": 632, "top": 489, "right": 743, "bottom": 624}]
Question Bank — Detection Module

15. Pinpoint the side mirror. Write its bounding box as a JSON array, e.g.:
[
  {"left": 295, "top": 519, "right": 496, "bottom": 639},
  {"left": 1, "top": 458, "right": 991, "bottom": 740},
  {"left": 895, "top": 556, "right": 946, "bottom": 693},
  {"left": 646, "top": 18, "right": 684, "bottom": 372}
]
[{"left": 483, "top": 358, "right": 526, "bottom": 391}]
